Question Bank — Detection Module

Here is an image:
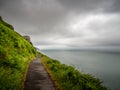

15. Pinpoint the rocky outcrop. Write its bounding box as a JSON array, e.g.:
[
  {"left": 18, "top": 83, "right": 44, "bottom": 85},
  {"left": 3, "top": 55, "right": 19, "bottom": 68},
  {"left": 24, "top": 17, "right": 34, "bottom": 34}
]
[{"left": 23, "top": 35, "right": 33, "bottom": 45}]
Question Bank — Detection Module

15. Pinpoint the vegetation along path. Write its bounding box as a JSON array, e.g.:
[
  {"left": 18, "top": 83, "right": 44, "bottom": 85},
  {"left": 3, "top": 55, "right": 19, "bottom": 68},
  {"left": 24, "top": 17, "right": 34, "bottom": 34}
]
[{"left": 23, "top": 57, "right": 55, "bottom": 90}]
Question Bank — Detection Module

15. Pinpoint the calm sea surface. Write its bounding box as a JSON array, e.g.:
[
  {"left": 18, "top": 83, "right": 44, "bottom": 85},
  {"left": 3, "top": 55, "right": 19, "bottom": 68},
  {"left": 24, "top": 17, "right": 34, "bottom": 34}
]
[{"left": 40, "top": 50, "right": 120, "bottom": 90}]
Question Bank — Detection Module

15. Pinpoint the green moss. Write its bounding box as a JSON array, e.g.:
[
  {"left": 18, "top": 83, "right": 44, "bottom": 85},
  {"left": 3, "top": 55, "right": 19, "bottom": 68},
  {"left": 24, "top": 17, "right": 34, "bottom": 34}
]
[
  {"left": 40, "top": 53, "right": 108, "bottom": 90},
  {"left": 0, "top": 18, "right": 37, "bottom": 89}
]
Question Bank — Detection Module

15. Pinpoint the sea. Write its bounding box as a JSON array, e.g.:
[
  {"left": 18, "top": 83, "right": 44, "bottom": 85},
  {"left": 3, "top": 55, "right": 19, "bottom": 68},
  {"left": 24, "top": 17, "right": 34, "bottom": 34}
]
[{"left": 40, "top": 49, "right": 120, "bottom": 90}]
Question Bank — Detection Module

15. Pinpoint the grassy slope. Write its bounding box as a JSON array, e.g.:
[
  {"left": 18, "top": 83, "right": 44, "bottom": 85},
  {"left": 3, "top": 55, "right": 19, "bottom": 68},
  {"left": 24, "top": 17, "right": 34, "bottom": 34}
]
[
  {"left": 0, "top": 17, "right": 107, "bottom": 90},
  {"left": 39, "top": 53, "right": 108, "bottom": 90},
  {"left": 0, "top": 18, "right": 37, "bottom": 89}
]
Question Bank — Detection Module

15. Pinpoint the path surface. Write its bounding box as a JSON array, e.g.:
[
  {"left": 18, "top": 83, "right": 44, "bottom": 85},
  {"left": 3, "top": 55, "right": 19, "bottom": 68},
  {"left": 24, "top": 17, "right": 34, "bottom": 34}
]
[{"left": 23, "top": 58, "right": 55, "bottom": 90}]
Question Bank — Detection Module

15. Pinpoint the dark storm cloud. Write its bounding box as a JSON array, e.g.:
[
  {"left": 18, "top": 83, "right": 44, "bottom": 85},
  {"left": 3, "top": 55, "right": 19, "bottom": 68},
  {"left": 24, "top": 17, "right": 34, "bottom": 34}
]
[
  {"left": 0, "top": 0, "right": 22, "bottom": 8},
  {"left": 106, "top": 0, "right": 120, "bottom": 13},
  {"left": 0, "top": 0, "right": 69, "bottom": 34},
  {"left": 0, "top": 0, "right": 24, "bottom": 17},
  {"left": 0, "top": 0, "right": 120, "bottom": 49},
  {"left": 57, "top": 0, "right": 110, "bottom": 13},
  {"left": 57, "top": 0, "right": 120, "bottom": 14}
]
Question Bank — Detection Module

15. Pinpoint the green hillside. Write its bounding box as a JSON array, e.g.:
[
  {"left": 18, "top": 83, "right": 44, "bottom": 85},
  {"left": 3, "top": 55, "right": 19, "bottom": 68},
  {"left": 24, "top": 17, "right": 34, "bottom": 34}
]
[
  {"left": 40, "top": 53, "right": 108, "bottom": 90},
  {"left": 0, "top": 17, "right": 37, "bottom": 89},
  {"left": 0, "top": 16, "right": 108, "bottom": 90}
]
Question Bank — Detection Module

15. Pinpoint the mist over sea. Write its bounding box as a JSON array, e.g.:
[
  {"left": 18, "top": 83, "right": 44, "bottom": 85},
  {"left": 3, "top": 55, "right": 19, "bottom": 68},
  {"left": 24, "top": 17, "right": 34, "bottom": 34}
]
[{"left": 40, "top": 49, "right": 120, "bottom": 90}]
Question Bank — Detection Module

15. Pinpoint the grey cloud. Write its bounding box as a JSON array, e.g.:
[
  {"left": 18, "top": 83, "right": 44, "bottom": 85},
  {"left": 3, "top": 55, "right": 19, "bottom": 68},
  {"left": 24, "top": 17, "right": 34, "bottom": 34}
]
[
  {"left": 0, "top": 0, "right": 69, "bottom": 34},
  {"left": 0, "top": 0, "right": 120, "bottom": 49},
  {"left": 105, "top": 0, "right": 120, "bottom": 13},
  {"left": 57, "top": 0, "right": 120, "bottom": 14},
  {"left": 34, "top": 41, "right": 58, "bottom": 46},
  {"left": 0, "top": 0, "right": 22, "bottom": 8},
  {"left": 88, "top": 37, "right": 120, "bottom": 47},
  {"left": 57, "top": 0, "right": 112, "bottom": 13},
  {"left": 0, "top": 0, "right": 24, "bottom": 16}
]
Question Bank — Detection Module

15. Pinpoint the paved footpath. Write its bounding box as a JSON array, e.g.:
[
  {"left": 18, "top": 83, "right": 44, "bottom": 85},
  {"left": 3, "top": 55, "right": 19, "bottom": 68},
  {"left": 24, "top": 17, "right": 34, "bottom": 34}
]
[{"left": 23, "top": 58, "right": 55, "bottom": 90}]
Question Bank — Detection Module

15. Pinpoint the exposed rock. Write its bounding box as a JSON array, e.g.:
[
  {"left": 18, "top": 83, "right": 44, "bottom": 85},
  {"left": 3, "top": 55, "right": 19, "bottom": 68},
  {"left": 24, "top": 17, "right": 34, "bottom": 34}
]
[{"left": 23, "top": 35, "right": 33, "bottom": 45}]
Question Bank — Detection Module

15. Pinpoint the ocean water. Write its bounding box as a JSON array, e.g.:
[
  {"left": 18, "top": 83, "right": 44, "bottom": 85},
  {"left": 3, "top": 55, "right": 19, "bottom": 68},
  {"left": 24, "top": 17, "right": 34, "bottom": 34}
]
[{"left": 40, "top": 50, "right": 120, "bottom": 90}]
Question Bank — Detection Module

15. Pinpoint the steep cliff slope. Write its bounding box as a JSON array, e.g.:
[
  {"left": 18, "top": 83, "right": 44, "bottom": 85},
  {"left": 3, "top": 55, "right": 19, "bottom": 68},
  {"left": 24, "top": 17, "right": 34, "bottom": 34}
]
[{"left": 0, "top": 17, "right": 37, "bottom": 89}]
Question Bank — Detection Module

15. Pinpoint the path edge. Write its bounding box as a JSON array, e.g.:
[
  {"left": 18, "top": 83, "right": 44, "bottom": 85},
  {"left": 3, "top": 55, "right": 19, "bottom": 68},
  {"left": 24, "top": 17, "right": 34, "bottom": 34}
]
[
  {"left": 21, "top": 59, "right": 34, "bottom": 90},
  {"left": 41, "top": 59, "right": 60, "bottom": 90}
]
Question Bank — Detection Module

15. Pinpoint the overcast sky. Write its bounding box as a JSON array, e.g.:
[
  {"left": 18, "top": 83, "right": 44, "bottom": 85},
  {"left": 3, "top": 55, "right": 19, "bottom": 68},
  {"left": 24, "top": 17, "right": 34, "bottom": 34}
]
[{"left": 0, "top": 0, "right": 120, "bottom": 50}]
